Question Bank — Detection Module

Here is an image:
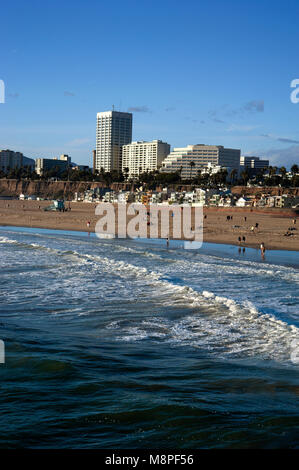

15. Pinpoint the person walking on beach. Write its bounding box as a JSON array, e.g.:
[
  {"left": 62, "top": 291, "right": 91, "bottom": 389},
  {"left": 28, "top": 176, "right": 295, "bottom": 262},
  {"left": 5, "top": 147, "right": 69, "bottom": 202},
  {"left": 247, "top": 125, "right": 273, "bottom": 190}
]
[
  {"left": 260, "top": 242, "right": 265, "bottom": 259},
  {"left": 166, "top": 236, "right": 169, "bottom": 248}
]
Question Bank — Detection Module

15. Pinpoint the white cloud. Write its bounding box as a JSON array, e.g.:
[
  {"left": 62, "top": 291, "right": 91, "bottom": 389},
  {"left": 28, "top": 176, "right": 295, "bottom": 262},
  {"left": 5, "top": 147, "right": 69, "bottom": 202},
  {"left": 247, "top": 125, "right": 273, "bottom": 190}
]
[
  {"left": 128, "top": 105, "right": 150, "bottom": 113},
  {"left": 226, "top": 124, "right": 260, "bottom": 132},
  {"left": 252, "top": 145, "right": 299, "bottom": 168}
]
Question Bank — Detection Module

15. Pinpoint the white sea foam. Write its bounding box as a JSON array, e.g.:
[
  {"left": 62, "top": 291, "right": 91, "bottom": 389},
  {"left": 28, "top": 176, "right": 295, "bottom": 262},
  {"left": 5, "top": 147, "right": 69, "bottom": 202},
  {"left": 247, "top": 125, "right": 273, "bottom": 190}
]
[
  {"left": 91, "top": 252, "right": 299, "bottom": 363},
  {"left": 2, "top": 231, "right": 298, "bottom": 363},
  {"left": 0, "top": 236, "right": 18, "bottom": 244}
]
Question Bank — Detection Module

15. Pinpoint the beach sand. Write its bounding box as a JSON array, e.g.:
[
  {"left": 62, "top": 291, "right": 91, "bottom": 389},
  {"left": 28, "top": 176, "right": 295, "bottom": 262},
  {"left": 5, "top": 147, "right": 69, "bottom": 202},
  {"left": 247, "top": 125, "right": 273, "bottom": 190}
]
[{"left": 0, "top": 199, "right": 298, "bottom": 251}]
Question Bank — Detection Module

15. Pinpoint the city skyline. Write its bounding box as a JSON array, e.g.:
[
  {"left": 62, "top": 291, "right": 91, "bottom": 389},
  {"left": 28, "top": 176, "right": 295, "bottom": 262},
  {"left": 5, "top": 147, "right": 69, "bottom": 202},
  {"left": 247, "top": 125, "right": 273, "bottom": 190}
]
[{"left": 1, "top": 0, "right": 299, "bottom": 168}]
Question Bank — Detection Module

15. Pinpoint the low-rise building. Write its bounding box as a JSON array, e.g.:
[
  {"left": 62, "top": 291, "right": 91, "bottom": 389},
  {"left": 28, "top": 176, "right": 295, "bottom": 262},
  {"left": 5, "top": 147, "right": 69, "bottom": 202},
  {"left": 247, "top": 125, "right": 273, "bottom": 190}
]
[
  {"left": 239, "top": 156, "right": 269, "bottom": 177},
  {"left": 72, "top": 165, "right": 90, "bottom": 171},
  {"left": 36, "top": 154, "right": 71, "bottom": 175},
  {"left": 236, "top": 196, "right": 252, "bottom": 207},
  {"left": 272, "top": 195, "right": 299, "bottom": 208}
]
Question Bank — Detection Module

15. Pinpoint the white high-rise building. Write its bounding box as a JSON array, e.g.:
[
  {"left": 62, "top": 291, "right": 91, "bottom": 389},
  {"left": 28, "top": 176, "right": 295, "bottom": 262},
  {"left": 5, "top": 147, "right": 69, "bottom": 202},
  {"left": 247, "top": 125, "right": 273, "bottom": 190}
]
[
  {"left": 161, "top": 144, "right": 240, "bottom": 179},
  {"left": 122, "top": 140, "right": 170, "bottom": 178},
  {"left": 96, "top": 110, "right": 132, "bottom": 173}
]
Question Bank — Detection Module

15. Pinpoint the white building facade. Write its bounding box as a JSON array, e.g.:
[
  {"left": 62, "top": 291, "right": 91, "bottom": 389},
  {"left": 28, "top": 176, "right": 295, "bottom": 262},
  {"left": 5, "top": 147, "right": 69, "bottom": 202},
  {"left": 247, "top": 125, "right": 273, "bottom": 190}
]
[
  {"left": 122, "top": 140, "right": 170, "bottom": 178},
  {"left": 95, "top": 110, "right": 132, "bottom": 173},
  {"left": 160, "top": 144, "right": 240, "bottom": 179}
]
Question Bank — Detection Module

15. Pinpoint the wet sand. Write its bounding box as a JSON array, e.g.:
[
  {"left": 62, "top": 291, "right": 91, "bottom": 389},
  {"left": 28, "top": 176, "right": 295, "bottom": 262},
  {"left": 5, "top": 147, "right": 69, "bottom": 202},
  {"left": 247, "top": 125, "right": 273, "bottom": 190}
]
[{"left": 0, "top": 199, "right": 298, "bottom": 251}]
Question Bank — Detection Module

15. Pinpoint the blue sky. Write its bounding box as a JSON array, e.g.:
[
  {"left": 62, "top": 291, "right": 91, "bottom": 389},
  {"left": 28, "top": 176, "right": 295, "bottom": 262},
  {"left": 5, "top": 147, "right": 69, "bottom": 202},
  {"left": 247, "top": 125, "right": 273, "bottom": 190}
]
[{"left": 1, "top": 0, "right": 299, "bottom": 168}]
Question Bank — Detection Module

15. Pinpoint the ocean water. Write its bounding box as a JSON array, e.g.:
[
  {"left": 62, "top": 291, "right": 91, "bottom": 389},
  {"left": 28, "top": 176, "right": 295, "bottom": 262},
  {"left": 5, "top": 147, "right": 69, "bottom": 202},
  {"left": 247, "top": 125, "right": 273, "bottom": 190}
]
[{"left": 0, "top": 226, "right": 298, "bottom": 449}]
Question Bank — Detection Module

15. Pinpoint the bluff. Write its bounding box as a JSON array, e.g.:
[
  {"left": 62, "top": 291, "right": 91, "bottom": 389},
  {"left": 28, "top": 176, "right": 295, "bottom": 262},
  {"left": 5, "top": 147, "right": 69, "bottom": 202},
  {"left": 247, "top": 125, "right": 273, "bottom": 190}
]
[
  {"left": 0, "top": 179, "right": 132, "bottom": 199},
  {"left": 0, "top": 179, "right": 298, "bottom": 200}
]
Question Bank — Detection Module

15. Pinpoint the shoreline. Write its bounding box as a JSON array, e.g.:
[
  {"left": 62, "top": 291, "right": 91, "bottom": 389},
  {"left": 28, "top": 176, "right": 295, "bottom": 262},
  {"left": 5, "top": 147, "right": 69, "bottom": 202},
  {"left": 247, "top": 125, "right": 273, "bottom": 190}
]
[
  {"left": 0, "top": 223, "right": 296, "bottom": 253},
  {"left": 0, "top": 199, "right": 298, "bottom": 251}
]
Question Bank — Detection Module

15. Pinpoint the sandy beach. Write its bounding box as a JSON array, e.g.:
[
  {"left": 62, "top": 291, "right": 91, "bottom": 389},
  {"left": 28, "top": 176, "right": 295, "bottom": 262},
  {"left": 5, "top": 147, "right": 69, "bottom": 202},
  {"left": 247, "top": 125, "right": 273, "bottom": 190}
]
[{"left": 0, "top": 199, "right": 298, "bottom": 251}]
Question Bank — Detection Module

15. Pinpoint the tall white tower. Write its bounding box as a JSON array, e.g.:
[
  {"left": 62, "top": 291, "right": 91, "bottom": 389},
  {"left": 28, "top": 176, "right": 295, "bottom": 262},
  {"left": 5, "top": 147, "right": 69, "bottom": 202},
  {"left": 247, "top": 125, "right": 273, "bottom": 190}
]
[{"left": 96, "top": 110, "right": 132, "bottom": 173}]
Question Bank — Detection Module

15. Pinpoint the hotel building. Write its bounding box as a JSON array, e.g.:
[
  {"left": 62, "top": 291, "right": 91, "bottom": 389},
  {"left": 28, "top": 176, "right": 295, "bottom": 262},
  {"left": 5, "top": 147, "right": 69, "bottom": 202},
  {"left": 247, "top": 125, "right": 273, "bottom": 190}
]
[
  {"left": 95, "top": 110, "right": 132, "bottom": 173},
  {"left": 239, "top": 156, "right": 269, "bottom": 176},
  {"left": 0, "top": 149, "right": 34, "bottom": 173},
  {"left": 160, "top": 144, "right": 241, "bottom": 179},
  {"left": 122, "top": 140, "right": 170, "bottom": 178},
  {"left": 35, "top": 154, "right": 71, "bottom": 175}
]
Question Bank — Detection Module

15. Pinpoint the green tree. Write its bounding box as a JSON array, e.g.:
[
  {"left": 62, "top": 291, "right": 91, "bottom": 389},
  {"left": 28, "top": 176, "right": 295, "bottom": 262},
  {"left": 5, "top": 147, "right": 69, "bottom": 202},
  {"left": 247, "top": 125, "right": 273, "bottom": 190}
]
[
  {"left": 230, "top": 168, "right": 237, "bottom": 185},
  {"left": 291, "top": 164, "right": 299, "bottom": 175},
  {"left": 123, "top": 167, "right": 129, "bottom": 180},
  {"left": 280, "top": 166, "right": 287, "bottom": 177},
  {"left": 189, "top": 161, "right": 195, "bottom": 180},
  {"left": 241, "top": 170, "right": 249, "bottom": 186}
]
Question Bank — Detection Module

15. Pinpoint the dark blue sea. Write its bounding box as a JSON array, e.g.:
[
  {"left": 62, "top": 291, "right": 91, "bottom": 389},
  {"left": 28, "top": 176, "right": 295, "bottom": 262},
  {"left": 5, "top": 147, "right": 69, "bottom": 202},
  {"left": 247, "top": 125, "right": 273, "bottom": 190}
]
[{"left": 0, "top": 226, "right": 298, "bottom": 448}]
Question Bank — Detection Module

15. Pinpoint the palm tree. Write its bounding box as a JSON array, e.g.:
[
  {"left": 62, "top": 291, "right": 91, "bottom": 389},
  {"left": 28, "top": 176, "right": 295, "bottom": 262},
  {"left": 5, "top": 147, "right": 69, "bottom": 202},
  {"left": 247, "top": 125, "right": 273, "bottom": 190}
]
[
  {"left": 230, "top": 169, "right": 237, "bottom": 185},
  {"left": 280, "top": 166, "right": 287, "bottom": 177},
  {"left": 99, "top": 167, "right": 105, "bottom": 181},
  {"left": 123, "top": 167, "right": 129, "bottom": 181},
  {"left": 196, "top": 169, "right": 202, "bottom": 184},
  {"left": 241, "top": 170, "right": 249, "bottom": 186},
  {"left": 179, "top": 165, "right": 183, "bottom": 181},
  {"left": 220, "top": 168, "right": 228, "bottom": 185},
  {"left": 189, "top": 161, "right": 195, "bottom": 180}
]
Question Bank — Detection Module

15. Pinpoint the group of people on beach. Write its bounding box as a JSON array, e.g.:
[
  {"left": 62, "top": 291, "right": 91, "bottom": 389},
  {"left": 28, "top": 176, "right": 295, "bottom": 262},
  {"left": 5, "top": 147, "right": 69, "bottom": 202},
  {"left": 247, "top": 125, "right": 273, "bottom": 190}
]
[
  {"left": 238, "top": 235, "right": 265, "bottom": 257},
  {"left": 231, "top": 214, "right": 266, "bottom": 258}
]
